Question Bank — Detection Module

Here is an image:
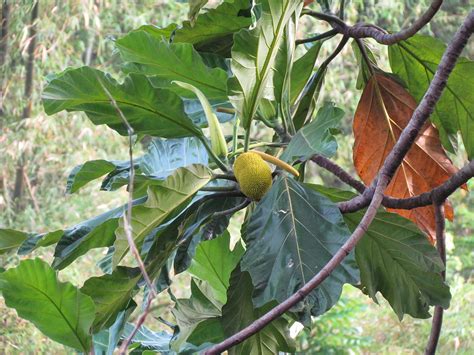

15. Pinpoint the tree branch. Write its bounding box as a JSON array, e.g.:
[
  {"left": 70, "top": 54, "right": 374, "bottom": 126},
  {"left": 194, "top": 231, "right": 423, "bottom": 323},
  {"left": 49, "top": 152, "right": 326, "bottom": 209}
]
[
  {"left": 311, "top": 155, "right": 366, "bottom": 193},
  {"left": 311, "top": 155, "right": 473, "bottom": 212},
  {"left": 425, "top": 203, "right": 446, "bottom": 354},
  {"left": 212, "top": 199, "right": 251, "bottom": 218},
  {"left": 305, "top": 0, "right": 444, "bottom": 44},
  {"left": 204, "top": 12, "right": 474, "bottom": 354},
  {"left": 295, "top": 29, "right": 337, "bottom": 45}
]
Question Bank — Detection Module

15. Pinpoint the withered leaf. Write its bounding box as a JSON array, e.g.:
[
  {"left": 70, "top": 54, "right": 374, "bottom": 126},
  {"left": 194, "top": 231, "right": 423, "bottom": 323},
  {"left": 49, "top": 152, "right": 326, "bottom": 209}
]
[{"left": 353, "top": 74, "right": 460, "bottom": 242}]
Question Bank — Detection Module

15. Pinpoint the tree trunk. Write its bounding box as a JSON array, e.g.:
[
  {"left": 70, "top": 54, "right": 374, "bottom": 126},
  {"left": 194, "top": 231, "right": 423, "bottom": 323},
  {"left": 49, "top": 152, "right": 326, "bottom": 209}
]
[
  {"left": 0, "top": 0, "right": 10, "bottom": 116},
  {"left": 13, "top": 1, "right": 39, "bottom": 205}
]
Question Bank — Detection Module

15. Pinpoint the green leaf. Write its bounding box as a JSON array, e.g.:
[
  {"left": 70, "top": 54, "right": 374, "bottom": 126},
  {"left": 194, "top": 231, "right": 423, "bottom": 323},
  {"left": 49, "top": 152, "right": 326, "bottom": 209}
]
[
  {"left": 116, "top": 32, "right": 228, "bottom": 100},
  {"left": 51, "top": 203, "right": 133, "bottom": 270},
  {"left": 309, "top": 184, "right": 451, "bottom": 320},
  {"left": 388, "top": 34, "right": 474, "bottom": 157},
  {"left": 242, "top": 176, "right": 359, "bottom": 319},
  {"left": 291, "top": 61, "right": 327, "bottom": 130},
  {"left": 113, "top": 164, "right": 212, "bottom": 268},
  {"left": 16, "top": 203, "right": 132, "bottom": 269},
  {"left": 290, "top": 42, "right": 322, "bottom": 105},
  {"left": 42, "top": 67, "right": 203, "bottom": 139},
  {"left": 0, "top": 229, "right": 29, "bottom": 254},
  {"left": 188, "top": 231, "right": 245, "bottom": 304},
  {"left": 81, "top": 267, "right": 141, "bottom": 332},
  {"left": 281, "top": 102, "right": 344, "bottom": 162},
  {"left": 135, "top": 0, "right": 254, "bottom": 56},
  {"left": 0, "top": 259, "right": 95, "bottom": 352},
  {"left": 18, "top": 230, "right": 64, "bottom": 255},
  {"left": 222, "top": 265, "right": 295, "bottom": 355},
  {"left": 172, "top": 279, "right": 223, "bottom": 350},
  {"left": 66, "top": 159, "right": 128, "bottom": 194},
  {"left": 229, "top": 0, "right": 303, "bottom": 129},
  {"left": 271, "top": 12, "right": 299, "bottom": 128}
]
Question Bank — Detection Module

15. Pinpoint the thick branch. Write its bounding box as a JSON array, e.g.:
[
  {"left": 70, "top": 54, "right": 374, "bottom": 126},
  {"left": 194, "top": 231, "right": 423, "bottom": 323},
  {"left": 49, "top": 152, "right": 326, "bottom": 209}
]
[
  {"left": 305, "top": 0, "right": 443, "bottom": 44},
  {"left": 425, "top": 203, "right": 446, "bottom": 354},
  {"left": 205, "top": 12, "right": 474, "bottom": 355}
]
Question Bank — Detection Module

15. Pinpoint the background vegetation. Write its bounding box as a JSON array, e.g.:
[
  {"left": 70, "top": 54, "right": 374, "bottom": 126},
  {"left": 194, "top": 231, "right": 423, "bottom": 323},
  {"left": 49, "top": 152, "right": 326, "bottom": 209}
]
[{"left": 1, "top": 1, "right": 472, "bottom": 353}]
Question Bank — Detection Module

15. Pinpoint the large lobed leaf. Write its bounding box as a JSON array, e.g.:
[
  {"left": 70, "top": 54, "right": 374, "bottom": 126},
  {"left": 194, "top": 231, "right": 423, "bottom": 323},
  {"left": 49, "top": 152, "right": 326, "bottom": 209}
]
[
  {"left": 0, "top": 259, "right": 95, "bottom": 352},
  {"left": 353, "top": 74, "right": 461, "bottom": 241},
  {"left": 66, "top": 159, "right": 130, "bottom": 194},
  {"left": 229, "top": 0, "right": 303, "bottom": 129},
  {"left": 310, "top": 185, "right": 451, "bottom": 319},
  {"left": 242, "top": 176, "right": 359, "bottom": 319},
  {"left": 113, "top": 164, "right": 212, "bottom": 268},
  {"left": 389, "top": 35, "right": 474, "bottom": 158},
  {"left": 116, "top": 31, "right": 228, "bottom": 100},
  {"left": 42, "top": 67, "right": 203, "bottom": 138}
]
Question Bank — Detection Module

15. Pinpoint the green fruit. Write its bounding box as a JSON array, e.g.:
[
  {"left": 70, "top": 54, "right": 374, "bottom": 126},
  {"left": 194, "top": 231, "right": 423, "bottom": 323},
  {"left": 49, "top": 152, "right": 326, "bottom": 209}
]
[{"left": 234, "top": 152, "right": 273, "bottom": 200}]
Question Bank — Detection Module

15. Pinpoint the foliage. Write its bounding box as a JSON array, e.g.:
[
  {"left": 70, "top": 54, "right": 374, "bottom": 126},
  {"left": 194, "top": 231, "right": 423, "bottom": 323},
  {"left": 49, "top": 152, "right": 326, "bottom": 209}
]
[{"left": 0, "top": 0, "right": 472, "bottom": 354}]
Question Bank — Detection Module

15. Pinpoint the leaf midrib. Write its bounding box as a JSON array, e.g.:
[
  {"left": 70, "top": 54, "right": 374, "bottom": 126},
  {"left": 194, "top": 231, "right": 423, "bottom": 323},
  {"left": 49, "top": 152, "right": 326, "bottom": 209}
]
[{"left": 81, "top": 98, "right": 201, "bottom": 137}]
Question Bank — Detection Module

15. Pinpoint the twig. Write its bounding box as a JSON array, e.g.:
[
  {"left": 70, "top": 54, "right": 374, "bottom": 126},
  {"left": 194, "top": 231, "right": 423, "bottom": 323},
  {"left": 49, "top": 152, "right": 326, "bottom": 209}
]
[
  {"left": 204, "top": 12, "right": 474, "bottom": 354},
  {"left": 212, "top": 199, "right": 251, "bottom": 218},
  {"left": 425, "top": 203, "right": 446, "bottom": 354},
  {"left": 200, "top": 185, "right": 238, "bottom": 192},
  {"left": 97, "top": 77, "right": 159, "bottom": 354},
  {"left": 212, "top": 173, "right": 237, "bottom": 181},
  {"left": 292, "top": 35, "right": 349, "bottom": 127},
  {"left": 295, "top": 29, "right": 337, "bottom": 45},
  {"left": 119, "top": 295, "right": 154, "bottom": 353},
  {"left": 311, "top": 155, "right": 366, "bottom": 193},
  {"left": 97, "top": 77, "right": 156, "bottom": 296},
  {"left": 201, "top": 191, "right": 246, "bottom": 201},
  {"left": 216, "top": 107, "right": 236, "bottom": 114},
  {"left": 304, "top": 1, "right": 444, "bottom": 44}
]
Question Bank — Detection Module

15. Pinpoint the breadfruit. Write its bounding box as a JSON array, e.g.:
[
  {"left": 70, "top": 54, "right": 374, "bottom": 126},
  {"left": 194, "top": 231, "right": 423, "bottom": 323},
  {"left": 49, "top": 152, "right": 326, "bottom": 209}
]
[{"left": 234, "top": 152, "right": 273, "bottom": 200}]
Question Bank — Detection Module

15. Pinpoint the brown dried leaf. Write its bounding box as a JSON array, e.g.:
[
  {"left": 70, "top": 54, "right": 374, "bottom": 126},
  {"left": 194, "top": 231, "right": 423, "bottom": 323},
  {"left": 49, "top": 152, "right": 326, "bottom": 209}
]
[{"left": 353, "top": 74, "right": 460, "bottom": 242}]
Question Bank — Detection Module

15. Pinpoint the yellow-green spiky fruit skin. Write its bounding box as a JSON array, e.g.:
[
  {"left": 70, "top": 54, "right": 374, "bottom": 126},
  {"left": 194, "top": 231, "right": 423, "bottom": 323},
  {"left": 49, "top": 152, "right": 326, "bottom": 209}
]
[{"left": 234, "top": 152, "right": 273, "bottom": 200}]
